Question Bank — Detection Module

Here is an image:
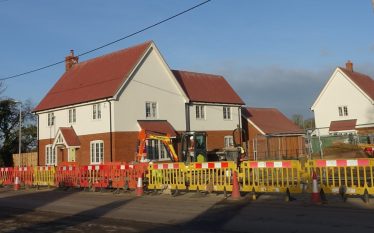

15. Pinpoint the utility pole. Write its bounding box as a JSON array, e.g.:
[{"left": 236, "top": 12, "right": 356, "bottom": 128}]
[{"left": 13, "top": 101, "right": 22, "bottom": 166}]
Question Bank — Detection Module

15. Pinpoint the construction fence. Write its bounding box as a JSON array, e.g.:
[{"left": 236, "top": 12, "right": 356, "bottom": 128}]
[{"left": 1, "top": 159, "right": 373, "bottom": 199}]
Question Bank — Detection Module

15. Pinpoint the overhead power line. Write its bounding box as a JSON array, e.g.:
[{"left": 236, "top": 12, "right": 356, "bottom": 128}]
[{"left": 0, "top": 0, "right": 212, "bottom": 81}]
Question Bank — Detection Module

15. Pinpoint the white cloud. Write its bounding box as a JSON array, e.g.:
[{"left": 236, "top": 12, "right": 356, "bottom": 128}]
[{"left": 212, "top": 64, "right": 334, "bottom": 118}]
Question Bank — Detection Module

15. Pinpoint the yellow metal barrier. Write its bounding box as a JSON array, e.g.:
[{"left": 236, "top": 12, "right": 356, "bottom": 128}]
[
  {"left": 240, "top": 160, "right": 302, "bottom": 193},
  {"left": 33, "top": 166, "right": 56, "bottom": 187},
  {"left": 188, "top": 162, "right": 235, "bottom": 192},
  {"left": 307, "top": 159, "right": 374, "bottom": 195},
  {"left": 147, "top": 163, "right": 187, "bottom": 190}
]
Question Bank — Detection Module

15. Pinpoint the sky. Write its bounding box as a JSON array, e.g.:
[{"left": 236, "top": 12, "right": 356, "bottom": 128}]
[{"left": 1, "top": 0, "right": 374, "bottom": 118}]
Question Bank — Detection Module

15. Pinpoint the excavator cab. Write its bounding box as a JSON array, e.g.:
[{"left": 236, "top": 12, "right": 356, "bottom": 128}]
[{"left": 180, "top": 132, "right": 207, "bottom": 163}]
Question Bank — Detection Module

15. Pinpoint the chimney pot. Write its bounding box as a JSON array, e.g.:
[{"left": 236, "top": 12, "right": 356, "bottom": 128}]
[
  {"left": 345, "top": 60, "right": 353, "bottom": 72},
  {"left": 65, "top": 49, "right": 79, "bottom": 71}
]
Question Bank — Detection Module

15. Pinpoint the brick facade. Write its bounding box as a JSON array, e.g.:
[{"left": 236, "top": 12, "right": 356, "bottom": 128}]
[
  {"left": 40, "top": 132, "right": 137, "bottom": 166},
  {"left": 38, "top": 130, "right": 235, "bottom": 165},
  {"left": 243, "top": 121, "right": 305, "bottom": 160},
  {"left": 357, "top": 127, "right": 374, "bottom": 136}
]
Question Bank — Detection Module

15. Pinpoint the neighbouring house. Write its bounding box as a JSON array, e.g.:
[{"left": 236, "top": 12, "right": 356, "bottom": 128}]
[
  {"left": 173, "top": 70, "right": 244, "bottom": 155},
  {"left": 242, "top": 107, "right": 305, "bottom": 160},
  {"left": 33, "top": 41, "right": 244, "bottom": 166},
  {"left": 311, "top": 61, "right": 374, "bottom": 136}
]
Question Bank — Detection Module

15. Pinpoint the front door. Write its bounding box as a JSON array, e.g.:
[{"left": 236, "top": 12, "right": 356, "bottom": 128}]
[{"left": 68, "top": 148, "right": 76, "bottom": 162}]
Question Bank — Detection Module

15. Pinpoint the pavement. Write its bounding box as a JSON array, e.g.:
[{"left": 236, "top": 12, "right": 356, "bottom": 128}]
[{"left": 0, "top": 186, "right": 374, "bottom": 232}]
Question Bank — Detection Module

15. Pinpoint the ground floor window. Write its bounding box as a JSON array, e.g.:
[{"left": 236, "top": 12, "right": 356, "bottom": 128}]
[
  {"left": 224, "top": 136, "right": 234, "bottom": 148},
  {"left": 146, "top": 139, "right": 168, "bottom": 161},
  {"left": 45, "top": 145, "right": 56, "bottom": 165},
  {"left": 90, "top": 140, "right": 104, "bottom": 164}
]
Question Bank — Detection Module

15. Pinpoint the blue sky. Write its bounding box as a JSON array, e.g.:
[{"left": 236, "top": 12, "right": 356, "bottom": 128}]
[{"left": 1, "top": 0, "right": 374, "bottom": 118}]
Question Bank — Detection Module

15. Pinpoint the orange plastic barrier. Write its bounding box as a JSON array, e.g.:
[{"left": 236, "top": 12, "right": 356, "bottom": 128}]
[
  {"left": 56, "top": 164, "right": 78, "bottom": 187},
  {"left": 13, "top": 167, "right": 34, "bottom": 187},
  {"left": 0, "top": 167, "right": 14, "bottom": 185},
  {"left": 79, "top": 165, "right": 110, "bottom": 189},
  {"left": 109, "top": 163, "right": 135, "bottom": 189}
]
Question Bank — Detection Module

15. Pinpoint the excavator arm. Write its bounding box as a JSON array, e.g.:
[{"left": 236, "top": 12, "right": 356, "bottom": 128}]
[{"left": 136, "top": 129, "right": 179, "bottom": 162}]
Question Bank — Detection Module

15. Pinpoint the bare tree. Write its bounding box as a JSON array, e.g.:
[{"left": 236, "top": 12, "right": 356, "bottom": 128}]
[{"left": 0, "top": 99, "right": 36, "bottom": 166}]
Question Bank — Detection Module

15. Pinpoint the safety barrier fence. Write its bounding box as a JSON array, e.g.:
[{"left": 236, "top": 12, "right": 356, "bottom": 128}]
[
  {"left": 188, "top": 162, "right": 235, "bottom": 192},
  {"left": 0, "top": 162, "right": 147, "bottom": 191},
  {"left": 240, "top": 160, "right": 302, "bottom": 193},
  {"left": 0, "top": 158, "right": 373, "bottom": 198},
  {"left": 305, "top": 159, "right": 374, "bottom": 195}
]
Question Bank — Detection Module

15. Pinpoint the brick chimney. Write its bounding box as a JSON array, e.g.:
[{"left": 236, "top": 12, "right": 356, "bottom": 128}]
[
  {"left": 65, "top": 50, "right": 79, "bottom": 71},
  {"left": 345, "top": 60, "right": 353, "bottom": 72}
]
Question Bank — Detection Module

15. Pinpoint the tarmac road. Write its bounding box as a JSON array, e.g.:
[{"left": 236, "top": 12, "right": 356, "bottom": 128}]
[{"left": 0, "top": 187, "right": 374, "bottom": 233}]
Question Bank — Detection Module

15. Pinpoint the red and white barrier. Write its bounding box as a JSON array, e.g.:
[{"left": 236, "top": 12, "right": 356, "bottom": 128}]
[
  {"left": 194, "top": 162, "right": 229, "bottom": 169},
  {"left": 316, "top": 159, "right": 370, "bottom": 167},
  {"left": 248, "top": 161, "right": 292, "bottom": 168},
  {"left": 152, "top": 163, "right": 180, "bottom": 170}
]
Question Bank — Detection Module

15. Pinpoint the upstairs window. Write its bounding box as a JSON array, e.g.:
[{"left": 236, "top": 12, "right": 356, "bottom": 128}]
[
  {"left": 338, "top": 106, "right": 348, "bottom": 116},
  {"left": 223, "top": 106, "right": 232, "bottom": 120},
  {"left": 47, "top": 112, "right": 54, "bottom": 126},
  {"left": 145, "top": 102, "right": 157, "bottom": 118},
  {"left": 196, "top": 105, "right": 205, "bottom": 119},
  {"left": 343, "top": 106, "right": 348, "bottom": 116},
  {"left": 68, "top": 108, "right": 76, "bottom": 123},
  {"left": 93, "top": 104, "right": 102, "bottom": 120}
]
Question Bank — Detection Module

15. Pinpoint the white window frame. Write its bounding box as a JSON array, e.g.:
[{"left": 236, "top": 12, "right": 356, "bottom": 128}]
[
  {"left": 338, "top": 106, "right": 343, "bottom": 116},
  {"left": 92, "top": 104, "right": 102, "bottom": 120},
  {"left": 145, "top": 101, "right": 157, "bottom": 119},
  {"left": 224, "top": 136, "right": 234, "bottom": 148},
  {"left": 47, "top": 112, "right": 54, "bottom": 126},
  {"left": 45, "top": 145, "right": 56, "bottom": 166},
  {"left": 338, "top": 105, "right": 348, "bottom": 116},
  {"left": 223, "top": 106, "right": 232, "bottom": 120},
  {"left": 343, "top": 106, "right": 348, "bottom": 116},
  {"left": 90, "top": 140, "right": 104, "bottom": 164},
  {"left": 146, "top": 139, "right": 168, "bottom": 161},
  {"left": 196, "top": 105, "right": 205, "bottom": 120},
  {"left": 68, "top": 108, "right": 76, "bottom": 124}
]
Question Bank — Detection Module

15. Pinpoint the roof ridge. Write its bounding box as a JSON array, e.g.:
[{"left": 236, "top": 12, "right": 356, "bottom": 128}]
[
  {"left": 246, "top": 107, "right": 278, "bottom": 110},
  {"left": 76, "top": 40, "right": 152, "bottom": 67},
  {"left": 172, "top": 69, "right": 224, "bottom": 78},
  {"left": 338, "top": 66, "right": 373, "bottom": 78}
]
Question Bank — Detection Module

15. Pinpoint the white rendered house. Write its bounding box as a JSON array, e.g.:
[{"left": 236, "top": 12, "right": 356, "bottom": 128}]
[{"left": 311, "top": 61, "right": 374, "bottom": 136}]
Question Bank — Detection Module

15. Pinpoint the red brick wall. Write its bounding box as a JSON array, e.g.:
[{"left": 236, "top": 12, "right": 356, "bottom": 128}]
[
  {"left": 38, "top": 130, "right": 238, "bottom": 165},
  {"left": 244, "top": 119, "right": 305, "bottom": 160},
  {"left": 357, "top": 127, "right": 374, "bottom": 135},
  {"left": 112, "top": 131, "right": 139, "bottom": 162},
  {"left": 205, "top": 130, "right": 236, "bottom": 152},
  {"left": 39, "top": 132, "right": 145, "bottom": 165}
]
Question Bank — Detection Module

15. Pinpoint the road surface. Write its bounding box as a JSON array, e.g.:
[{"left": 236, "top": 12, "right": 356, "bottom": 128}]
[{"left": 0, "top": 187, "right": 373, "bottom": 232}]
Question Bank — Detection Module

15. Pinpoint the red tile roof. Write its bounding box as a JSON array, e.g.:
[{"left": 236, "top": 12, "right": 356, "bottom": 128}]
[
  {"left": 329, "top": 119, "right": 357, "bottom": 132},
  {"left": 243, "top": 107, "right": 304, "bottom": 135},
  {"left": 34, "top": 41, "right": 152, "bottom": 112},
  {"left": 173, "top": 70, "right": 245, "bottom": 105},
  {"left": 137, "top": 120, "right": 177, "bottom": 137},
  {"left": 339, "top": 67, "right": 374, "bottom": 101},
  {"left": 60, "top": 127, "right": 80, "bottom": 146}
]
